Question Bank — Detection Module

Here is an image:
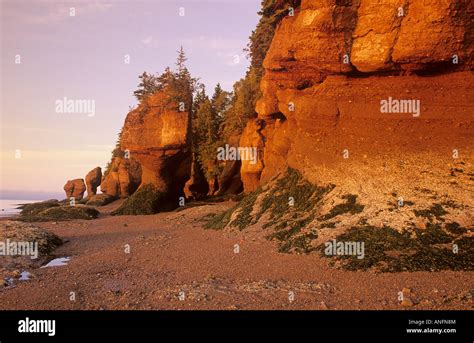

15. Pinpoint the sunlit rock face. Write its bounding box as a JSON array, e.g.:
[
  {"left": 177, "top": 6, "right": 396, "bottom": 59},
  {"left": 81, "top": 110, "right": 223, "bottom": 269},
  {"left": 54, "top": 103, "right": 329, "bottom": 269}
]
[
  {"left": 243, "top": 0, "right": 473, "bottom": 190},
  {"left": 100, "top": 157, "right": 141, "bottom": 199},
  {"left": 119, "top": 88, "right": 192, "bottom": 202},
  {"left": 240, "top": 0, "right": 474, "bottom": 230},
  {"left": 63, "top": 179, "right": 86, "bottom": 200},
  {"left": 85, "top": 167, "right": 102, "bottom": 197}
]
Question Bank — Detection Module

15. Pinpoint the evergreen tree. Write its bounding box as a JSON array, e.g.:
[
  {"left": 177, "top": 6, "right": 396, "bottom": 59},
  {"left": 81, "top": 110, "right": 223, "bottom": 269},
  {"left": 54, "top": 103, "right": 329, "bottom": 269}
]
[
  {"left": 220, "top": 0, "right": 298, "bottom": 139},
  {"left": 211, "top": 83, "right": 231, "bottom": 119},
  {"left": 133, "top": 71, "right": 159, "bottom": 101}
]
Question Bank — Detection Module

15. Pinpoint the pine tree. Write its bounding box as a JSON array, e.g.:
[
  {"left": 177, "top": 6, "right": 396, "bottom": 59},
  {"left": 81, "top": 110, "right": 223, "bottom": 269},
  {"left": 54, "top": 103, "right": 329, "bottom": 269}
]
[
  {"left": 211, "top": 83, "right": 231, "bottom": 119},
  {"left": 133, "top": 71, "right": 159, "bottom": 102},
  {"left": 176, "top": 46, "right": 188, "bottom": 75}
]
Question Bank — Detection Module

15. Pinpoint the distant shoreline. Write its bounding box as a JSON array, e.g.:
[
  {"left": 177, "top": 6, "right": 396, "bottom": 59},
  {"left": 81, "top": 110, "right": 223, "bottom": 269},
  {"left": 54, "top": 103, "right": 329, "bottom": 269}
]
[{"left": 0, "top": 199, "right": 41, "bottom": 219}]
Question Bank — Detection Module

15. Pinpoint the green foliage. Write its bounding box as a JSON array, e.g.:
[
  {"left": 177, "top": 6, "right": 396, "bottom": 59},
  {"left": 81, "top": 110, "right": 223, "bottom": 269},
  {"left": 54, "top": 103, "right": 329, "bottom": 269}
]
[
  {"left": 133, "top": 47, "right": 197, "bottom": 109},
  {"left": 133, "top": 71, "right": 160, "bottom": 102},
  {"left": 192, "top": 84, "right": 231, "bottom": 180},
  {"left": 205, "top": 168, "right": 335, "bottom": 254},
  {"left": 220, "top": 1, "right": 299, "bottom": 139},
  {"left": 246, "top": 0, "right": 299, "bottom": 72},
  {"left": 112, "top": 184, "right": 166, "bottom": 216},
  {"left": 319, "top": 194, "right": 365, "bottom": 221},
  {"left": 320, "top": 224, "right": 474, "bottom": 272},
  {"left": 221, "top": 69, "right": 261, "bottom": 139},
  {"left": 20, "top": 200, "right": 60, "bottom": 217},
  {"left": 20, "top": 205, "right": 99, "bottom": 222}
]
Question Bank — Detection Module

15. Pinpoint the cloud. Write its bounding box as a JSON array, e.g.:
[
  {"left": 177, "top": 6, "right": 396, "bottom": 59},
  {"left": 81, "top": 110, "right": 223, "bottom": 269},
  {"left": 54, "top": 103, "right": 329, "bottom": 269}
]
[{"left": 141, "top": 36, "right": 153, "bottom": 46}]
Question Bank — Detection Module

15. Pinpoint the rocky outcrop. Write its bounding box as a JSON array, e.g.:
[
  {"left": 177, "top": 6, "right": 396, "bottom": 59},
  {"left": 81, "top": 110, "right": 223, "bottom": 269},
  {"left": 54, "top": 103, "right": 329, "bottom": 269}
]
[
  {"left": 243, "top": 0, "right": 474, "bottom": 192},
  {"left": 352, "top": 0, "right": 473, "bottom": 72},
  {"left": 85, "top": 167, "right": 102, "bottom": 197},
  {"left": 237, "top": 0, "right": 474, "bottom": 234},
  {"left": 100, "top": 157, "right": 141, "bottom": 198},
  {"left": 183, "top": 155, "right": 208, "bottom": 199},
  {"left": 116, "top": 88, "right": 192, "bottom": 210},
  {"left": 20, "top": 205, "right": 99, "bottom": 222},
  {"left": 216, "top": 134, "right": 244, "bottom": 196},
  {"left": 239, "top": 119, "right": 265, "bottom": 193},
  {"left": 85, "top": 194, "right": 115, "bottom": 207},
  {"left": 63, "top": 179, "right": 86, "bottom": 200}
]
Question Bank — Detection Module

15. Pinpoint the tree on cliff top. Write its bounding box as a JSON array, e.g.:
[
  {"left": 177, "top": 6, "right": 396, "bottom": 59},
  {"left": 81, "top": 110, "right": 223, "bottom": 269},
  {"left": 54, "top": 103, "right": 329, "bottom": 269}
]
[
  {"left": 246, "top": 0, "right": 300, "bottom": 74},
  {"left": 133, "top": 47, "right": 197, "bottom": 108},
  {"left": 220, "top": 0, "right": 299, "bottom": 140},
  {"left": 133, "top": 71, "right": 159, "bottom": 102}
]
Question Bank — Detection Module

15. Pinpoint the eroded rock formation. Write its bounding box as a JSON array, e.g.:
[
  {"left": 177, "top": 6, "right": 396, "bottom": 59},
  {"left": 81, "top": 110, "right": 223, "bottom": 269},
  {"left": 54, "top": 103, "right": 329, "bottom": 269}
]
[
  {"left": 242, "top": 0, "right": 473, "bottom": 187},
  {"left": 119, "top": 88, "right": 192, "bottom": 206},
  {"left": 100, "top": 156, "right": 141, "bottom": 198},
  {"left": 239, "top": 0, "right": 474, "bottom": 230},
  {"left": 85, "top": 167, "right": 102, "bottom": 197},
  {"left": 63, "top": 179, "right": 86, "bottom": 200}
]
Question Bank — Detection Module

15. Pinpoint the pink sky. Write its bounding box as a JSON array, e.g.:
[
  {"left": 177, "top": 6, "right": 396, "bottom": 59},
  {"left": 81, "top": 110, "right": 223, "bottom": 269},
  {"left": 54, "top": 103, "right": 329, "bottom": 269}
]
[{"left": 0, "top": 0, "right": 260, "bottom": 199}]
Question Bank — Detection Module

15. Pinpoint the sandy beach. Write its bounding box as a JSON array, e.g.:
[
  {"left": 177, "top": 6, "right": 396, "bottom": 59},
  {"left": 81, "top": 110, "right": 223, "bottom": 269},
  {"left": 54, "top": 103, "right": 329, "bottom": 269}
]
[{"left": 0, "top": 200, "right": 472, "bottom": 310}]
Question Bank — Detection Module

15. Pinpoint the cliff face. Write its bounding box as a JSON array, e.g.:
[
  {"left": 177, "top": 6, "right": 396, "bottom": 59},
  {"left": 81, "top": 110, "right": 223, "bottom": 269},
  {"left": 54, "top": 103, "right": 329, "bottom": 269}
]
[
  {"left": 119, "top": 89, "right": 192, "bottom": 202},
  {"left": 242, "top": 0, "right": 473, "bottom": 186},
  {"left": 240, "top": 0, "right": 474, "bottom": 229}
]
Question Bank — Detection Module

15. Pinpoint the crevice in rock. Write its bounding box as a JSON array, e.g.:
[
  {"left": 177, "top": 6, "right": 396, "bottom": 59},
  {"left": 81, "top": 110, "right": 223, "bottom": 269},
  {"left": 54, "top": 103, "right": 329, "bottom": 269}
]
[
  {"left": 387, "top": 0, "right": 410, "bottom": 65},
  {"left": 296, "top": 80, "right": 313, "bottom": 90},
  {"left": 346, "top": 69, "right": 400, "bottom": 78},
  {"left": 413, "top": 61, "right": 464, "bottom": 77},
  {"left": 269, "top": 112, "right": 287, "bottom": 123}
]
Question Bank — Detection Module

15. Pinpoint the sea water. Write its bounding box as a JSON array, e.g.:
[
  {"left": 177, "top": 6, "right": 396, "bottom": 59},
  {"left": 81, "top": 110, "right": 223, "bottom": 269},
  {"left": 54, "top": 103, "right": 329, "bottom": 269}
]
[{"left": 0, "top": 199, "right": 40, "bottom": 218}]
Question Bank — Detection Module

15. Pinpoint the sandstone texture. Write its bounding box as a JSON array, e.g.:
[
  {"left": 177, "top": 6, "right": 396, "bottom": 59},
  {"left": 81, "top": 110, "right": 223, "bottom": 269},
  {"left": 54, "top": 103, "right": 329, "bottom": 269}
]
[
  {"left": 118, "top": 88, "right": 192, "bottom": 207},
  {"left": 183, "top": 155, "right": 209, "bottom": 200},
  {"left": 239, "top": 0, "right": 474, "bottom": 231},
  {"left": 244, "top": 0, "right": 473, "bottom": 186},
  {"left": 100, "top": 157, "right": 141, "bottom": 198},
  {"left": 85, "top": 167, "right": 102, "bottom": 197},
  {"left": 63, "top": 179, "right": 86, "bottom": 200}
]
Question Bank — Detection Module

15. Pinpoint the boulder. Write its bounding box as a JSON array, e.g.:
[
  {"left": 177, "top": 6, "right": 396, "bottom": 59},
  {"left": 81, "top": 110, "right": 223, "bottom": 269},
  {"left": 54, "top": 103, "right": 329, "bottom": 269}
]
[
  {"left": 63, "top": 179, "right": 86, "bottom": 200},
  {"left": 19, "top": 205, "right": 99, "bottom": 222},
  {"left": 85, "top": 167, "right": 102, "bottom": 197},
  {"left": 239, "top": 119, "right": 265, "bottom": 192},
  {"left": 100, "top": 157, "right": 141, "bottom": 198},
  {"left": 85, "top": 193, "right": 115, "bottom": 207}
]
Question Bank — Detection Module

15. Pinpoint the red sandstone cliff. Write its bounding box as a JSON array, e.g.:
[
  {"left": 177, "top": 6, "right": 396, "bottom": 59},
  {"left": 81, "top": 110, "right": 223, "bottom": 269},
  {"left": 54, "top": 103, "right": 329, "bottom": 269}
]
[
  {"left": 118, "top": 88, "right": 192, "bottom": 202},
  {"left": 241, "top": 0, "right": 473, "bottom": 187}
]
